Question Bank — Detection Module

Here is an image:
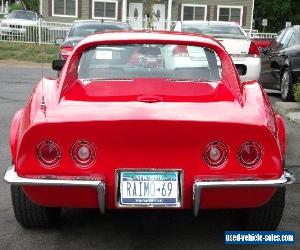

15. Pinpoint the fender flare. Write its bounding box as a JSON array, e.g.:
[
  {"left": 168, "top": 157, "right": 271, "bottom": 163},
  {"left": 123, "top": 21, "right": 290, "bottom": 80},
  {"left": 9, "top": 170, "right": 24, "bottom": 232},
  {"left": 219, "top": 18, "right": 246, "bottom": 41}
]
[{"left": 10, "top": 109, "right": 23, "bottom": 164}]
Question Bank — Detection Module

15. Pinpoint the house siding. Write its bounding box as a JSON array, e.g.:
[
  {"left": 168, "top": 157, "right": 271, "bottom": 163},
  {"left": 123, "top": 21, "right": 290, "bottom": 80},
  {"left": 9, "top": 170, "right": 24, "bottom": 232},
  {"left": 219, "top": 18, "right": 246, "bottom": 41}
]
[
  {"left": 172, "top": 0, "right": 253, "bottom": 28},
  {"left": 41, "top": 0, "right": 253, "bottom": 28}
]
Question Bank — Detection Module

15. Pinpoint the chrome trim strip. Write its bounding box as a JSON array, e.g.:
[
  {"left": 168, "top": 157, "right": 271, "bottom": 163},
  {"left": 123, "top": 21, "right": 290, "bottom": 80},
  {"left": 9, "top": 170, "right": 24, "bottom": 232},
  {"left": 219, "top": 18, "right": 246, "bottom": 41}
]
[
  {"left": 4, "top": 166, "right": 106, "bottom": 214},
  {"left": 193, "top": 169, "right": 295, "bottom": 217}
]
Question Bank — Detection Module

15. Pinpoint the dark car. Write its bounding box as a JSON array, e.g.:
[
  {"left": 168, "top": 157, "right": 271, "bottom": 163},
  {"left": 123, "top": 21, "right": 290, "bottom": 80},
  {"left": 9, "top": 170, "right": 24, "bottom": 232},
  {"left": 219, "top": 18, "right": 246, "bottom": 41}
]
[
  {"left": 260, "top": 26, "right": 300, "bottom": 101},
  {"left": 56, "top": 20, "right": 131, "bottom": 59}
]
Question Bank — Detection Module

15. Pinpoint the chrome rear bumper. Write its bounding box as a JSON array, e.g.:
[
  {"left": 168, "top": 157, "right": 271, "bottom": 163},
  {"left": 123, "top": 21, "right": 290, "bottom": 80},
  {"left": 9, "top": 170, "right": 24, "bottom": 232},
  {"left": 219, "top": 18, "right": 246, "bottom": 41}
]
[
  {"left": 4, "top": 166, "right": 295, "bottom": 216},
  {"left": 3, "top": 166, "right": 106, "bottom": 214},
  {"left": 193, "top": 169, "right": 295, "bottom": 216}
]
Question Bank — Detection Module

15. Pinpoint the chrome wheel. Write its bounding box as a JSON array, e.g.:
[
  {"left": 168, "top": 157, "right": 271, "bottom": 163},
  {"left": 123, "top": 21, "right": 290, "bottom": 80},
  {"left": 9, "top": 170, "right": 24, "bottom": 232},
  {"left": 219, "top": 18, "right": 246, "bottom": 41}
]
[{"left": 281, "top": 71, "right": 290, "bottom": 100}]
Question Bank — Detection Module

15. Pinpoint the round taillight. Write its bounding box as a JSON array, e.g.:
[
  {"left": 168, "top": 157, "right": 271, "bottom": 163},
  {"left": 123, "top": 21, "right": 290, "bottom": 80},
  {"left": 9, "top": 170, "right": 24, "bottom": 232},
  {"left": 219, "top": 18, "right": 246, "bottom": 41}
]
[
  {"left": 204, "top": 141, "right": 228, "bottom": 167},
  {"left": 238, "top": 142, "right": 262, "bottom": 168},
  {"left": 37, "top": 141, "right": 61, "bottom": 167},
  {"left": 71, "top": 141, "right": 96, "bottom": 167}
]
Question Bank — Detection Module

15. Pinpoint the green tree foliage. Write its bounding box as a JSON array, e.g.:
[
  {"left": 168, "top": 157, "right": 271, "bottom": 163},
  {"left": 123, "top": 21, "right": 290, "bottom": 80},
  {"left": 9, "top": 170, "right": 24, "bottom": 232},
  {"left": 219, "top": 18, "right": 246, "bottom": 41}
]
[
  {"left": 23, "top": 0, "right": 39, "bottom": 13},
  {"left": 254, "top": 0, "right": 299, "bottom": 32},
  {"left": 294, "top": 83, "right": 300, "bottom": 103},
  {"left": 9, "top": 2, "right": 23, "bottom": 12}
]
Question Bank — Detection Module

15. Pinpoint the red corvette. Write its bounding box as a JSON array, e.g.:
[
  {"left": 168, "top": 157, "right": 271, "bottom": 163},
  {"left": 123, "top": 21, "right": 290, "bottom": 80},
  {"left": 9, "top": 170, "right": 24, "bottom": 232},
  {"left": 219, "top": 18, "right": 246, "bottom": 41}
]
[{"left": 4, "top": 31, "right": 295, "bottom": 229}]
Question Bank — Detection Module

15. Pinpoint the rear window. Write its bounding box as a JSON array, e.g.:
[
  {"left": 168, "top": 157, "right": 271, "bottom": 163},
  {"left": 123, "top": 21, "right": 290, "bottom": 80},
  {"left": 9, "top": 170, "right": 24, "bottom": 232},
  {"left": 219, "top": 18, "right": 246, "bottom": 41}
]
[
  {"left": 182, "top": 23, "right": 244, "bottom": 36},
  {"left": 68, "top": 23, "right": 129, "bottom": 38},
  {"left": 78, "top": 44, "right": 221, "bottom": 82},
  {"left": 7, "top": 11, "right": 37, "bottom": 21}
]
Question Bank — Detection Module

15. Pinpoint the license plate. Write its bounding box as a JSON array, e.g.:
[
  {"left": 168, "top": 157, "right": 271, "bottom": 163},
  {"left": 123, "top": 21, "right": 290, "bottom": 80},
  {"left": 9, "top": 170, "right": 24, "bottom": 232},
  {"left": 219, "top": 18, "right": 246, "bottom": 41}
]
[{"left": 119, "top": 171, "right": 180, "bottom": 206}]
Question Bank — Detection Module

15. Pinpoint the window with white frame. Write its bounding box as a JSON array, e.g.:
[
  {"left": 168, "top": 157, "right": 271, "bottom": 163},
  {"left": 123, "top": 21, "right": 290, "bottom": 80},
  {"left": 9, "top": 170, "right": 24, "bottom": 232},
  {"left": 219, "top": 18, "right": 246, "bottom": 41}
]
[
  {"left": 181, "top": 4, "right": 207, "bottom": 21},
  {"left": 53, "top": 0, "right": 77, "bottom": 17},
  {"left": 217, "top": 6, "right": 243, "bottom": 25},
  {"left": 93, "top": 0, "right": 118, "bottom": 20}
]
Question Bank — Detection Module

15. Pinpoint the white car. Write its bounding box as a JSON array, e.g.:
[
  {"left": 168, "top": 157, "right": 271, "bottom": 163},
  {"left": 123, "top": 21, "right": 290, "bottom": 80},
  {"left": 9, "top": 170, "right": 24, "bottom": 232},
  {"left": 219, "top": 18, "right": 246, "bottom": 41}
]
[
  {"left": 172, "top": 21, "right": 261, "bottom": 82},
  {"left": 0, "top": 10, "right": 41, "bottom": 37}
]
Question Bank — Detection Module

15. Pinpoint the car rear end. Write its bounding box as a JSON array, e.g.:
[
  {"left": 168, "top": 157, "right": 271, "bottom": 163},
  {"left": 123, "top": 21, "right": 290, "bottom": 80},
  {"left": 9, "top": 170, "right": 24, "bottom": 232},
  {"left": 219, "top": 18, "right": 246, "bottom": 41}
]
[
  {"left": 9, "top": 111, "right": 288, "bottom": 209},
  {"left": 4, "top": 32, "right": 294, "bottom": 229},
  {"left": 176, "top": 21, "right": 261, "bottom": 81},
  {"left": 217, "top": 34, "right": 261, "bottom": 81}
]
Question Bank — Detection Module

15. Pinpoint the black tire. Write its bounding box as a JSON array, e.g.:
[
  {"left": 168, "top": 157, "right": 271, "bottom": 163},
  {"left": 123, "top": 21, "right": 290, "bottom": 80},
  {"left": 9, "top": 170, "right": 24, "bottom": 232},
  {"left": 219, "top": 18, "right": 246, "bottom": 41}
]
[
  {"left": 280, "top": 68, "right": 295, "bottom": 101},
  {"left": 241, "top": 187, "right": 286, "bottom": 230},
  {"left": 11, "top": 185, "right": 61, "bottom": 228}
]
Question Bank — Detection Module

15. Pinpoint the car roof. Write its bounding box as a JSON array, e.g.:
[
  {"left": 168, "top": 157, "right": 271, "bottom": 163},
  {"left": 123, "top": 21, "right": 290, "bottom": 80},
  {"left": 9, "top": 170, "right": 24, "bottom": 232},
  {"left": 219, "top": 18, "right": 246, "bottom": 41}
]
[
  {"left": 73, "top": 19, "right": 128, "bottom": 25},
  {"left": 180, "top": 21, "right": 240, "bottom": 26},
  {"left": 81, "top": 30, "right": 219, "bottom": 44},
  {"left": 11, "top": 10, "right": 36, "bottom": 14}
]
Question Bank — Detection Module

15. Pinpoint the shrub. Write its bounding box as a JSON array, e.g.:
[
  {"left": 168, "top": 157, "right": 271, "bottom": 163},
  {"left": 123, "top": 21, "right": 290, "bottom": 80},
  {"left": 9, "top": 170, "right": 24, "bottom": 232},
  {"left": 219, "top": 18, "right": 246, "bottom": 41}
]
[{"left": 294, "top": 82, "right": 300, "bottom": 103}]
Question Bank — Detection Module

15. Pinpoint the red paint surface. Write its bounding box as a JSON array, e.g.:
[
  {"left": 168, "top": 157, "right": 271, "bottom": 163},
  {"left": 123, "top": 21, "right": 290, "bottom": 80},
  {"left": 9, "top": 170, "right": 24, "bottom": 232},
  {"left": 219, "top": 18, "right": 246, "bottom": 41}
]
[
  {"left": 11, "top": 32, "right": 284, "bottom": 209},
  {"left": 253, "top": 39, "right": 272, "bottom": 49}
]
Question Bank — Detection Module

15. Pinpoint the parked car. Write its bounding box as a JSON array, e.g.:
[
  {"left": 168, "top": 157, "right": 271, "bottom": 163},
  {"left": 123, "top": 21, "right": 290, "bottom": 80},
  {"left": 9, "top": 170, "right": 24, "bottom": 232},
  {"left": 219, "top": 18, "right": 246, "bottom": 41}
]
[
  {"left": 260, "top": 26, "right": 300, "bottom": 101},
  {"left": 4, "top": 31, "right": 294, "bottom": 229},
  {"left": 172, "top": 21, "right": 261, "bottom": 82},
  {"left": 0, "top": 10, "right": 41, "bottom": 37},
  {"left": 56, "top": 20, "right": 131, "bottom": 59}
]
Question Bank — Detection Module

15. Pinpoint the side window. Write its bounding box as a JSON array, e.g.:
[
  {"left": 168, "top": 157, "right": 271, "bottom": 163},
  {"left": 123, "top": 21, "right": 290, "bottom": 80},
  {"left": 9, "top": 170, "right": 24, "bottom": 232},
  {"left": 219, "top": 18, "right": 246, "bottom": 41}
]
[
  {"left": 269, "top": 30, "right": 286, "bottom": 50},
  {"left": 280, "top": 29, "right": 294, "bottom": 49},
  {"left": 287, "top": 32, "right": 296, "bottom": 47}
]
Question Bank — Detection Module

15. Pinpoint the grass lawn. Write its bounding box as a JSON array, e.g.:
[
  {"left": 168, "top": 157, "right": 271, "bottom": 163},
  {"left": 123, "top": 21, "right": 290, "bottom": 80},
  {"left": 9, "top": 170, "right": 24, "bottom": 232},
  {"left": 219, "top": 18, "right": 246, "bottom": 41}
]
[{"left": 0, "top": 41, "right": 59, "bottom": 63}]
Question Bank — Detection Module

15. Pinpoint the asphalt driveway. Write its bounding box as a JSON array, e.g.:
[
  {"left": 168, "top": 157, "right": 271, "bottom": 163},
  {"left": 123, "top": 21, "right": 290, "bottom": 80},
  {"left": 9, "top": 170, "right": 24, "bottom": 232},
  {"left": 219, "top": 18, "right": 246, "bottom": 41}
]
[{"left": 0, "top": 62, "right": 299, "bottom": 250}]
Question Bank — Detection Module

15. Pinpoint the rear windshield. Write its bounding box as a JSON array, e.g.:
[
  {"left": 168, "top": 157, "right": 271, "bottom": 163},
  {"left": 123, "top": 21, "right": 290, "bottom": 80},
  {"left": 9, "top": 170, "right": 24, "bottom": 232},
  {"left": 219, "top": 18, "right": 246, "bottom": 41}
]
[
  {"left": 68, "top": 23, "right": 129, "bottom": 38},
  {"left": 78, "top": 44, "right": 221, "bottom": 82},
  {"left": 7, "top": 11, "right": 37, "bottom": 21},
  {"left": 182, "top": 23, "right": 244, "bottom": 36}
]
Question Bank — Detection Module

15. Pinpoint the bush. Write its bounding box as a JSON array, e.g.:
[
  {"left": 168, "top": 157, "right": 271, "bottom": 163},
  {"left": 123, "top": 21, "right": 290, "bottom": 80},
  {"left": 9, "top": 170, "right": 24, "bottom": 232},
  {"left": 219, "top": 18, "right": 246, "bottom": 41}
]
[{"left": 294, "top": 82, "right": 300, "bottom": 103}]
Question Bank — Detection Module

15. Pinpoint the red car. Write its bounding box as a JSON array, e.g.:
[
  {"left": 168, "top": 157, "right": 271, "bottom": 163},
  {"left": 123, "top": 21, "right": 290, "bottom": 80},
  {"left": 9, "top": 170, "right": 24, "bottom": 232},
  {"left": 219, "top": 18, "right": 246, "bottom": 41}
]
[{"left": 4, "top": 31, "right": 295, "bottom": 229}]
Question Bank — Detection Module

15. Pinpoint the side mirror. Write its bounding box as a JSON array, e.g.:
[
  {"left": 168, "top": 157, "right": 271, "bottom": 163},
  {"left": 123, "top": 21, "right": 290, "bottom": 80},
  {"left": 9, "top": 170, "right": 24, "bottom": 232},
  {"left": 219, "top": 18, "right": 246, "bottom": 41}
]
[
  {"left": 52, "top": 59, "right": 65, "bottom": 71},
  {"left": 55, "top": 38, "right": 64, "bottom": 46}
]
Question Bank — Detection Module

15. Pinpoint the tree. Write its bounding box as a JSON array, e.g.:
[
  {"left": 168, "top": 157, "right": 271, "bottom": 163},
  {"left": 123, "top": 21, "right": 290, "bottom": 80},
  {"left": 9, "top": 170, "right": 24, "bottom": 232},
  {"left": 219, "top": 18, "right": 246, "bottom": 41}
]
[
  {"left": 144, "top": 0, "right": 156, "bottom": 29},
  {"left": 254, "top": 0, "right": 295, "bottom": 32},
  {"left": 22, "top": 0, "right": 39, "bottom": 13}
]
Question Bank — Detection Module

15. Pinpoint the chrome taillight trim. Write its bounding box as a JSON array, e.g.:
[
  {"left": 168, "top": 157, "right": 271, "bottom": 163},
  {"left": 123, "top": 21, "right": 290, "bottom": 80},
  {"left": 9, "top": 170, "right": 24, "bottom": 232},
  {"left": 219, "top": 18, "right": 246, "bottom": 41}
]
[
  {"left": 71, "top": 140, "right": 96, "bottom": 168},
  {"left": 237, "top": 141, "right": 263, "bottom": 168},
  {"left": 203, "top": 141, "right": 228, "bottom": 168},
  {"left": 36, "top": 140, "right": 62, "bottom": 168}
]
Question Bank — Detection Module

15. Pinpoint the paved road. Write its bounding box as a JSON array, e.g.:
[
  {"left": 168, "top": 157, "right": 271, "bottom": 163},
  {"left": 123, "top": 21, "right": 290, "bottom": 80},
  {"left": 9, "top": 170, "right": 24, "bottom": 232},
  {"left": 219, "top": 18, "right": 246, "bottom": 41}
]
[{"left": 0, "top": 63, "right": 299, "bottom": 250}]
